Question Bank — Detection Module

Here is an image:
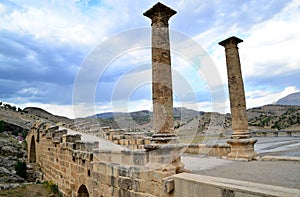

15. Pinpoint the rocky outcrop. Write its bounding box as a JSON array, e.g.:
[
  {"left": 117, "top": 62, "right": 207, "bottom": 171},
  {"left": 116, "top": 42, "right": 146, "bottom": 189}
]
[{"left": 0, "top": 132, "right": 27, "bottom": 186}]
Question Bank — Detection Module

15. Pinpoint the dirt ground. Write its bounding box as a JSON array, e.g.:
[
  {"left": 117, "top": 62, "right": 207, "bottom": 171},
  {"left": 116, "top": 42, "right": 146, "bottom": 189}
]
[{"left": 0, "top": 184, "right": 59, "bottom": 197}]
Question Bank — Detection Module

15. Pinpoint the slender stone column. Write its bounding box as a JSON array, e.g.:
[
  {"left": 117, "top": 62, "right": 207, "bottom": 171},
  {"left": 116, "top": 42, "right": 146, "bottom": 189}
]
[
  {"left": 144, "top": 2, "right": 177, "bottom": 144},
  {"left": 219, "top": 36, "right": 258, "bottom": 160}
]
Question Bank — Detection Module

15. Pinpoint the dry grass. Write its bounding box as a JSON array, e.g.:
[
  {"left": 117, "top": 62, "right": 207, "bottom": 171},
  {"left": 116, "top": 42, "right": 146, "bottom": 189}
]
[{"left": 0, "top": 183, "right": 59, "bottom": 197}]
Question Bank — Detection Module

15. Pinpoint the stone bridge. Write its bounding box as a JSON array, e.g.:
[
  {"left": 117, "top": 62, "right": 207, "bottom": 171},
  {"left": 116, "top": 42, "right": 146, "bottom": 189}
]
[
  {"left": 26, "top": 121, "right": 184, "bottom": 197},
  {"left": 26, "top": 121, "right": 300, "bottom": 197}
]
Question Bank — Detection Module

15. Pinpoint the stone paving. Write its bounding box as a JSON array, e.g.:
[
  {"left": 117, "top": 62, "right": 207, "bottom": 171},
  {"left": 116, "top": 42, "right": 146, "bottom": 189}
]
[
  {"left": 64, "top": 127, "right": 126, "bottom": 151},
  {"left": 182, "top": 136, "right": 300, "bottom": 190}
]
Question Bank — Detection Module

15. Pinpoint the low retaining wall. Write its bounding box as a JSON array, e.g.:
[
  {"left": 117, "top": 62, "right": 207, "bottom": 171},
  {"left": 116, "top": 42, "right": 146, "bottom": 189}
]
[
  {"left": 184, "top": 144, "right": 231, "bottom": 157},
  {"left": 173, "top": 173, "right": 300, "bottom": 197}
]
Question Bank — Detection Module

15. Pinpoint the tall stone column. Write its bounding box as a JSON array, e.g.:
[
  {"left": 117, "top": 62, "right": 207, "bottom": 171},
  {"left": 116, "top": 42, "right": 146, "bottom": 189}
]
[
  {"left": 143, "top": 3, "right": 185, "bottom": 174},
  {"left": 144, "top": 2, "right": 178, "bottom": 144},
  {"left": 219, "top": 36, "right": 258, "bottom": 160}
]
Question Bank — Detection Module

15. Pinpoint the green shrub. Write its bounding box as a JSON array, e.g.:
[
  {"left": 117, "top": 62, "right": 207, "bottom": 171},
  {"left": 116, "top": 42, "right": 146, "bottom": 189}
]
[
  {"left": 15, "top": 161, "right": 27, "bottom": 179},
  {"left": 45, "top": 180, "right": 62, "bottom": 196},
  {"left": 0, "top": 120, "right": 4, "bottom": 132}
]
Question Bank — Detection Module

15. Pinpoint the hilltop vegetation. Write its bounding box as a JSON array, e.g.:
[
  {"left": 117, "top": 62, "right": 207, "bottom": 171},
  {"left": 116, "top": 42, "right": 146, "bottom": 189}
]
[
  {"left": 248, "top": 105, "right": 300, "bottom": 130},
  {"left": 1, "top": 99, "right": 300, "bottom": 139}
]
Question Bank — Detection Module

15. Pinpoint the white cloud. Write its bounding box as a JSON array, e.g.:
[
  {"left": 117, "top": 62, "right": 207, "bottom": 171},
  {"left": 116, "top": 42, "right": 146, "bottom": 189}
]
[
  {"left": 246, "top": 86, "right": 299, "bottom": 108},
  {"left": 0, "top": 1, "right": 123, "bottom": 47},
  {"left": 2, "top": 0, "right": 299, "bottom": 117},
  {"left": 18, "top": 87, "right": 40, "bottom": 95},
  {"left": 241, "top": 1, "right": 300, "bottom": 77},
  {"left": 0, "top": 3, "right": 7, "bottom": 14}
]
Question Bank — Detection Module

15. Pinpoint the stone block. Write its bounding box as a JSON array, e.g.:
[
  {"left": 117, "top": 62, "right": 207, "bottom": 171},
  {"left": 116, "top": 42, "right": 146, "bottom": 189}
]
[
  {"left": 132, "top": 179, "right": 148, "bottom": 193},
  {"left": 129, "top": 167, "right": 141, "bottom": 179},
  {"left": 138, "top": 169, "right": 149, "bottom": 181},
  {"left": 47, "top": 126, "right": 59, "bottom": 133},
  {"left": 118, "top": 189, "right": 132, "bottom": 197},
  {"left": 133, "top": 151, "right": 147, "bottom": 166},
  {"left": 118, "top": 177, "right": 132, "bottom": 190},
  {"left": 113, "top": 140, "right": 119, "bottom": 144},
  {"left": 111, "top": 152, "right": 122, "bottom": 163},
  {"left": 99, "top": 173, "right": 110, "bottom": 185},
  {"left": 148, "top": 181, "right": 163, "bottom": 196},
  {"left": 118, "top": 165, "right": 130, "bottom": 177},
  {"left": 136, "top": 139, "right": 144, "bottom": 145},
  {"left": 123, "top": 140, "right": 129, "bottom": 145},
  {"left": 109, "top": 175, "right": 118, "bottom": 187},
  {"left": 106, "top": 163, "right": 120, "bottom": 177},
  {"left": 149, "top": 170, "right": 175, "bottom": 184},
  {"left": 144, "top": 137, "right": 151, "bottom": 145},
  {"left": 94, "top": 161, "right": 107, "bottom": 174},
  {"left": 163, "top": 177, "right": 174, "bottom": 193}
]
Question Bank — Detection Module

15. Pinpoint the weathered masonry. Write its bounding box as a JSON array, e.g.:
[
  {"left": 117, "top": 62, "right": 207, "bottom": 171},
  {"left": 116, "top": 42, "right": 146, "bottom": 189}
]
[
  {"left": 144, "top": 2, "right": 178, "bottom": 144},
  {"left": 26, "top": 122, "right": 300, "bottom": 197},
  {"left": 219, "top": 37, "right": 258, "bottom": 160},
  {"left": 27, "top": 121, "right": 180, "bottom": 196}
]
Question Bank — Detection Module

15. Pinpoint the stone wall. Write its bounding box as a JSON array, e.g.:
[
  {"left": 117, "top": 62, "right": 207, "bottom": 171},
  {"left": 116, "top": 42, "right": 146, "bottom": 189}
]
[
  {"left": 185, "top": 144, "right": 231, "bottom": 157},
  {"left": 98, "top": 129, "right": 152, "bottom": 150},
  {"left": 26, "top": 122, "right": 179, "bottom": 196},
  {"left": 98, "top": 128, "right": 230, "bottom": 157}
]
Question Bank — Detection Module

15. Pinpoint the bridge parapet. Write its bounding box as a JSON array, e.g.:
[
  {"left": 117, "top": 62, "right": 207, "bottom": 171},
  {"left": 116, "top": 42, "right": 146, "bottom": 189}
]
[
  {"left": 251, "top": 130, "right": 300, "bottom": 137},
  {"left": 26, "top": 121, "right": 182, "bottom": 196}
]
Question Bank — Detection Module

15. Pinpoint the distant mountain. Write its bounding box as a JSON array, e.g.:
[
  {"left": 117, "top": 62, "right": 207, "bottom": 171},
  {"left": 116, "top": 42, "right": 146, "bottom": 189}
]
[
  {"left": 92, "top": 112, "right": 125, "bottom": 119},
  {"left": 276, "top": 92, "right": 300, "bottom": 106},
  {"left": 89, "top": 107, "right": 202, "bottom": 131},
  {"left": 91, "top": 107, "right": 202, "bottom": 121}
]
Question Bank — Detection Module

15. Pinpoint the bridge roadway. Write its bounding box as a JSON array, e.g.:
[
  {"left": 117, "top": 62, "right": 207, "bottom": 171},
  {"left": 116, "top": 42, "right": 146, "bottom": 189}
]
[
  {"left": 182, "top": 136, "right": 300, "bottom": 190},
  {"left": 61, "top": 127, "right": 126, "bottom": 151},
  {"left": 205, "top": 136, "right": 300, "bottom": 156},
  {"left": 61, "top": 127, "right": 300, "bottom": 191}
]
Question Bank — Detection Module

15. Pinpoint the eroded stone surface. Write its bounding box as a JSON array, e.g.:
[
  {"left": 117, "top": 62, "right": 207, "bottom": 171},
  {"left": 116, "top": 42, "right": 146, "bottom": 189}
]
[
  {"left": 144, "top": 2, "right": 176, "bottom": 138},
  {"left": 219, "top": 36, "right": 258, "bottom": 160}
]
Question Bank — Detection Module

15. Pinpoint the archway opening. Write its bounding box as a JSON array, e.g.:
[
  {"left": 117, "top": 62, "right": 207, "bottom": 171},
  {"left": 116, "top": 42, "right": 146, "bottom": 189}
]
[
  {"left": 29, "top": 135, "right": 36, "bottom": 163},
  {"left": 78, "top": 184, "right": 89, "bottom": 197}
]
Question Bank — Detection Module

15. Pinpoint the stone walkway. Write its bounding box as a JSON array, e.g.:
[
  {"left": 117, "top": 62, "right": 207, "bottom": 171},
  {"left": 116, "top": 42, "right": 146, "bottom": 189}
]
[
  {"left": 182, "top": 156, "right": 300, "bottom": 189},
  {"left": 182, "top": 136, "right": 300, "bottom": 189},
  {"left": 206, "top": 136, "right": 300, "bottom": 156},
  {"left": 62, "top": 127, "right": 126, "bottom": 151}
]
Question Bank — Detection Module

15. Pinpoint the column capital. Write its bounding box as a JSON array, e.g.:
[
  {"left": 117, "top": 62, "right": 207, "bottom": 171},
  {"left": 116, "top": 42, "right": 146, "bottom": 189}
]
[
  {"left": 143, "top": 2, "right": 176, "bottom": 27},
  {"left": 219, "top": 36, "right": 243, "bottom": 49}
]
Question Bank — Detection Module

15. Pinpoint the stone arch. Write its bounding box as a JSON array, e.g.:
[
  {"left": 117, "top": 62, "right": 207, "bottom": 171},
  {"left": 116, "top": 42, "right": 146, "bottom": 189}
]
[
  {"left": 77, "top": 184, "right": 89, "bottom": 197},
  {"left": 29, "top": 135, "right": 36, "bottom": 163}
]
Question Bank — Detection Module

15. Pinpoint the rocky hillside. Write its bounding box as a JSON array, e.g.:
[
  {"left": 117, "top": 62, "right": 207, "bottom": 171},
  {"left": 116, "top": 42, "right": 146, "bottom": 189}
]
[
  {"left": 0, "top": 107, "right": 36, "bottom": 131},
  {"left": 86, "top": 105, "right": 300, "bottom": 133},
  {"left": 276, "top": 92, "right": 300, "bottom": 106},
  {"left": 177, "top": 104, "right": 300, "bottom": 136},
  {"left": 90, "top": 107, "right": 202, "bottom": 131},
  {"left": 23, "top": 107, "right": 70, "bottom": 123},
  {"left": 248, "top": 105, "right": 300, "bottom": 130},
  {"left": 0, "top": 132, "right": 27, "bottom": 187},
  {"left": 0, "top": 104, "right": 71, "bottom": 133},
  {"left": 1, "top": 102, "right": 300, "bottom": 137}
]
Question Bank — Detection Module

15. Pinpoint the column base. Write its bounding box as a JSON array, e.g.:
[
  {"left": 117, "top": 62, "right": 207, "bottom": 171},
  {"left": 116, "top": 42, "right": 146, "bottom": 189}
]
[
  {"left": 144, "top": 143, "right": 186, "bottom": 173},
  {"left": 226, "top": 138, "right": 258, "bottom": 161}
]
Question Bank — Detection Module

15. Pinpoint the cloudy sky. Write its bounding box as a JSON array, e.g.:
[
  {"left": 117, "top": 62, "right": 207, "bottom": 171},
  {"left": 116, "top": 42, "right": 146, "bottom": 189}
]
[{"left": 0, "top": 0, "right": 299, "bottom": 118}]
